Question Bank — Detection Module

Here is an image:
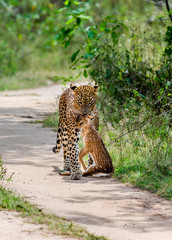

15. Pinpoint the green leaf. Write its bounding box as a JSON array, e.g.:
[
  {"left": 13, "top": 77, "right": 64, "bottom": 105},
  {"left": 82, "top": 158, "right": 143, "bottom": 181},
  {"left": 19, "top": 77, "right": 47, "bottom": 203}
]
[
  {"left": 56, "top": 27, "right": 72, "bottom": 41},
  {"left": 120, "top": 23, "right": 128, "bottom": 31},
  {"left": 80, "top": 15, "right": 91, "bottom": 19},
  {"left": 66, "top": 17, "right": 76, "bottom": 25},
  {"left": 71, "top": 49, "right": 80, "bottom": 62},
  {"left": 63, "top": 28, "right": 72, "bottom": 38},
  {"left": 105, "top": 15, "right": 113, "bottom": 21},
  {"left": 76, "top": 17, "right": 81, "bottom": 26},
  {"left": 83, "top": 53, "right": 94, "bottom": 59},
  {"left": 55, "top": 33, "right": 61, "bottom": 40},
  {"left": 83, "top": 70, "right": 88, "bottom": 78},
  {"left": 71, "top": 9, "right": 85, "bottom": 16},
  {"left": 87, "top": 31, "right": 95, "bottom": 39},
  {"left": 64, "top": 0, "right": 70, "bottom": 6},
  {"left": 105, "top": 28, "right": 110, "bottom": 33},
  {"left": 65, "top": 40, "right": 70, "bottom": 48},
  {"left": 59, "top": 7, "right": 67, "bottom": 12},
  {"left": 74, "top": 72, "right": 82, "bottom": 79},
  {"left": 111, "top": 31, "right": 118, "bottom": 44},
  {"left": 96, "top": 33, "right": 104, "bottom": 40},
  {"left": 139, "top": 93, "right": 145, "bottom": 98},
  {"left": 100, "top": 21, "right": 106, "bottom": 31},
  {"left": 74, "top": 1, "right": 80, "bottom": 5}
]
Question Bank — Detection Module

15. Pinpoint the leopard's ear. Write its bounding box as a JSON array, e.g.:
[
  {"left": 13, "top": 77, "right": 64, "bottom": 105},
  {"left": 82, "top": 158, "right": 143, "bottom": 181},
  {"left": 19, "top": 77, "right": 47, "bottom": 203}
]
[
  {"left": 93, "top": 85, "right": 99, "bottom": 92},
  {"left": 70, "top": 83, "right": 77, "bottom": 92}
]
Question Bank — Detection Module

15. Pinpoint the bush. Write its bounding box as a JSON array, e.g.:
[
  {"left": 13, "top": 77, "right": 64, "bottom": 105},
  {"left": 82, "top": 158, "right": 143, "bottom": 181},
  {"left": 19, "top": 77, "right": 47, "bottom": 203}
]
[
  {"left": 54, "top": 0, "right": 172, "bottom": 199},
  {"left": 54, "top": 0, "right": 171, "bottom": 118}
]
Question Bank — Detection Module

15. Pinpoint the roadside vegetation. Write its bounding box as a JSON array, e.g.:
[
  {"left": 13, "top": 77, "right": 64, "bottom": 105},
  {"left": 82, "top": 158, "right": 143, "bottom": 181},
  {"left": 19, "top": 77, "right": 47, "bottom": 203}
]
[
  {"left": 43, "top": 111, "right": 172, "bottom": 200},
  {"left": 0, "top": 0, "right": 171, "bottom": 200}
]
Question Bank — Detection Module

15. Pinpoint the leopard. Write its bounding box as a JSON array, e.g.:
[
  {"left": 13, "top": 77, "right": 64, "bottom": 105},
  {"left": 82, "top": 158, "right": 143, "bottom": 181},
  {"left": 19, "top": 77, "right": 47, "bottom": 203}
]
[
  {"left": 76, "top": 115, "right": 114, "bottom": 176},
  {"left": 52, "top": 84, "right": 99, "bottom": 180}
]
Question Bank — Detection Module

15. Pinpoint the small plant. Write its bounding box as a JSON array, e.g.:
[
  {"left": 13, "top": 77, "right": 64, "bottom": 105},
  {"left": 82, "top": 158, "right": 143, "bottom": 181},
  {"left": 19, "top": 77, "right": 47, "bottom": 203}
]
[
  {"left": 0, "top": 156, "right": 7, "bottom": 181},
  {"left": 0, "top": 156, "right": 13, "bottom": 182}
]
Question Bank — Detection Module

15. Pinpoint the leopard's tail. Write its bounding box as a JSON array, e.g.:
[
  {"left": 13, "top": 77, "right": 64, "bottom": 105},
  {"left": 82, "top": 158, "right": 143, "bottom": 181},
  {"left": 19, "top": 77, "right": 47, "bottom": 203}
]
[{"left": 52, "top": 126, "right": 62, "bottom": 154}]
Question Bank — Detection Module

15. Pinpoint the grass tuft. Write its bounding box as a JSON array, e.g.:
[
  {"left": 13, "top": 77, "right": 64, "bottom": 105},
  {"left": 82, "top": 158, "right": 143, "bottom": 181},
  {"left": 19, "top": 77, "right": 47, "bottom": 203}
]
[{"left": 42, "top": 112, "right": 59, "bottom": 131}]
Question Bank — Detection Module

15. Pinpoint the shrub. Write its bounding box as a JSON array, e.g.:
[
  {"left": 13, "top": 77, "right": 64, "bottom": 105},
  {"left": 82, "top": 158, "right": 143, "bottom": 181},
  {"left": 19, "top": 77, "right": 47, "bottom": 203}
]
[{"left": 54, "top": 0, "right": 172, "bottom": 198}]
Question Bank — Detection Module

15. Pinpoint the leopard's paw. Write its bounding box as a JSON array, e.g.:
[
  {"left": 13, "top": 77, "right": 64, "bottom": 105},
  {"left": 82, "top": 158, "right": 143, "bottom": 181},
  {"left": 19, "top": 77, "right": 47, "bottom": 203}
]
[{"left": 70, "top": 171, "right": 82, "bottom": 180}]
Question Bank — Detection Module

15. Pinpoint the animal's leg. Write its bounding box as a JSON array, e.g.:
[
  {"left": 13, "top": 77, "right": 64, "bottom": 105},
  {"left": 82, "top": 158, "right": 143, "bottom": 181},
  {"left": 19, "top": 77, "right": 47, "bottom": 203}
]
[
  {"left": 68, "top": 130, "right": 82, "bottom": 180},
  {"left": 52, "top": 126, "right": 62, "bottom": 153},
  {"left": 82, "top": 165, "right": 98, "bottom": 176},
  {"left": 79, "top": 148, "right": 89, "bottom": 170},
  {"left": 86, "top": 112, "right": 99, "bottom": 167},
  {"left": 81, "top": 131, "right": 93, "bottom": 167},
  {"left": 62, "top": 127, "right": 71, "bottom": 171},
  {"left": 63, "top": 146, "right": 71, "bottom": 171}
]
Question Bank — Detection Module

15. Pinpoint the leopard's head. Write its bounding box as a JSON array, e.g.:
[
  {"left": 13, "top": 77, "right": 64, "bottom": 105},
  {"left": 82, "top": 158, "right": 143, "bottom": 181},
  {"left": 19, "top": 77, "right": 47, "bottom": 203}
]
[{"left": 70, "top": 84, "right": 98, "bottom": 116}]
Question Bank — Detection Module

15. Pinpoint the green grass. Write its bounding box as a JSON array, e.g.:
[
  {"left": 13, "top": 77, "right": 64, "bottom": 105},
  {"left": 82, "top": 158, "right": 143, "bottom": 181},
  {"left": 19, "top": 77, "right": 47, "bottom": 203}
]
[
  {"left": 113, "top": 159, "right": 172, "bottom": 200},
  {"left": 42, "top": 112, "right": 59, "bottom": 131},
  {"left": 0, "top": 38, "right": 73, "bottom": 91},
  {"left": 102, "top": 124, "right": 172, "bottom": 200},
  {"left": 30, "top": 120, "right": 43, "bottom": 124},
  {"left": 0, "top": 187, "right": 107, "bottom": 240},
  {"left": 0, "top": 70, "right": 56, "bottom": 91}
]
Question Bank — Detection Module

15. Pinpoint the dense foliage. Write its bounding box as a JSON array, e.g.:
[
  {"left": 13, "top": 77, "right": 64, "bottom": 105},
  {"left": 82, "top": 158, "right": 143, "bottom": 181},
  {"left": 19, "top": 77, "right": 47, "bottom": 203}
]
[
  {"left": 55, "top": 0, "right": 171, "bottom": 116},
  {"left": 54, "top": 0, "right": 172, "bottom": 199}
]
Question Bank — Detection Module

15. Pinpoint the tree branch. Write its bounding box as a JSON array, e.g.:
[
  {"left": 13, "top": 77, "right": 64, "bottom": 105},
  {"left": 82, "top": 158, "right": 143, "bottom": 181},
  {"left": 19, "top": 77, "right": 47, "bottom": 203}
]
[{"left": 165, "top": 0, "right": 172, "bottom": 22}]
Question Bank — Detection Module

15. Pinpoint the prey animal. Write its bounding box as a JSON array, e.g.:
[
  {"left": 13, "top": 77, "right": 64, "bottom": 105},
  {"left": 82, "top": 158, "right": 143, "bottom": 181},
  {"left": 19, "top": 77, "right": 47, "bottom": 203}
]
[{"left": 76, "top": 115, "right": 114, "bottom": 176}]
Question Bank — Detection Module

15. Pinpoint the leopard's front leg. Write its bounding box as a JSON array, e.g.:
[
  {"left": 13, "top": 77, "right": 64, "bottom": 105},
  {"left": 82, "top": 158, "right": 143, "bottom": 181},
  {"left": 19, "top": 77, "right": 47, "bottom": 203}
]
[
  {"left": 67, "top": 129, "right": 82, "bottom": 180},
  {"left": 88, "top": 155, "right": 94, "bottom": 167},
  {"left": 62, "top": 127, "right": 70, "bottom": 171}
]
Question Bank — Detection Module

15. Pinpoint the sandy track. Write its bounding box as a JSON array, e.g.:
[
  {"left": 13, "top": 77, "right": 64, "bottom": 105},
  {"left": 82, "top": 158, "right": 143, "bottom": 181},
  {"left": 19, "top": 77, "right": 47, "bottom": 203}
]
[
  {"left": 0, "top": 211, "right": 68, "bottom": 240},
  {"left": 0, "top": 84, "right": 172, "bottom": 240}
]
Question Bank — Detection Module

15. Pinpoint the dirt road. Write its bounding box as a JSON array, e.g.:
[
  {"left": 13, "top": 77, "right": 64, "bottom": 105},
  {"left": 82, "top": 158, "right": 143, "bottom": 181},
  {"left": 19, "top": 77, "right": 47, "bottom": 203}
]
[{"left": 0, "top": 84, "right": 172, "bottom": 240}]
